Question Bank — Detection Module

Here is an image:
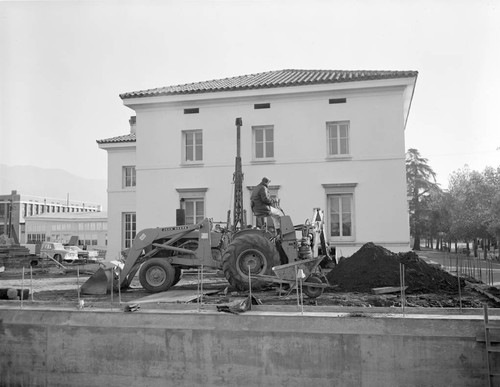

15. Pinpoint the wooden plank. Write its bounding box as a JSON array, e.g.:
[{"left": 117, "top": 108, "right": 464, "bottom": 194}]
[
  {"left": 372, "top": 286, "right": 408, "bottom": 295},
  {"left": 130, "top": 289, "right": 220, "bottom": 304}
]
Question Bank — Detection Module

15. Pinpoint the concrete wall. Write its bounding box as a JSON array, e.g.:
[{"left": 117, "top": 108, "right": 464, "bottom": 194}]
[{"left": 0, "top": 306, "right": 491, "bottom": 386}]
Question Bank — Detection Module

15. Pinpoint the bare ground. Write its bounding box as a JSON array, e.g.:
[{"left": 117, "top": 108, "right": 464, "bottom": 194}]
[{"left": 0, "top": 262, "right": 497, "bottom": 309}]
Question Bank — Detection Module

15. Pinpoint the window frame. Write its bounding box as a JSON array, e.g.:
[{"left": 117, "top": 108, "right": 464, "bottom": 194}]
[
  {"left": 176, "top": 188, "right": 208, "bottom": 225},
  {"left": 252, "top": 125, "right": 274, "bottom": 162},
  {"left": 182, "top": 129, "right": 203, "bottom": 165},
  {"left": 326, "top": 121, "right": 350, "bottom": 158},
  {"left": 122, "top": 212, "right": 136, "bottom": 249},
  {"left": 123, "top": 166, "right": 136, "bottom": 188},
  {"left": 322, "top": 183, "right": 357, "bottom": 242}
]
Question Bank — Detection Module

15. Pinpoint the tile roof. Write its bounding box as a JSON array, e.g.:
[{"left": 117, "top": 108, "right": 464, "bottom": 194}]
[
  {"left": 120, "top": 69, "right": 418, "bottom": 99},
  {"left": 96, "top": 133, "right": 136, "bottom": 144}
]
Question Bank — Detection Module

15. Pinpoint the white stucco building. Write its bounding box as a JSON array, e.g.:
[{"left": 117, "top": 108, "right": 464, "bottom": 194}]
[{"left": 98, "top": 69, "right": 418, "bottom": 260}]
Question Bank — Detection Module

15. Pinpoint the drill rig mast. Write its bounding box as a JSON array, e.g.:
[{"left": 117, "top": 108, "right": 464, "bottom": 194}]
[{"left": 232, "top": 117, "right": 246, "bottom": 230}]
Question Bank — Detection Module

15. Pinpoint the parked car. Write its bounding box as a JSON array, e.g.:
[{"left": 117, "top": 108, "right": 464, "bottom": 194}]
[
  {"left": 64, "top": 246, "right": 99, "bottom": 262},
  {"left": 40, "top": 242, "right": 78, "bottom": 263}
]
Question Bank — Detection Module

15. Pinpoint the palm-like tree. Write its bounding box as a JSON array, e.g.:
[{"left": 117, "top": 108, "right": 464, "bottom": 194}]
[{"left": 406, "top": 148, "right": 439, "bottom": 250}]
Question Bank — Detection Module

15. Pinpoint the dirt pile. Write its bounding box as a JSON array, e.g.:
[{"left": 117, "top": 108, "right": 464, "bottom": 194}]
[{"left": 326, "top": 243, "right": 465, "bottom": 293}]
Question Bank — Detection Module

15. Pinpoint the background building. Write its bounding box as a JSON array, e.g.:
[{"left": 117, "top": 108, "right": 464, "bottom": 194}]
[
  {"left": 0, "top": 190, "right": 102, "bottom": 245},
  {"left": 24, "top": 211, "right": 107, "bottom": 252},
  {"left": 98, "top": 69, "right": 418, "bottom": 260}
]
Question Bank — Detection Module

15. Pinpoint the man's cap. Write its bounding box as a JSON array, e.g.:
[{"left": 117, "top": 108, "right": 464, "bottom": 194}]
[{"left": 261, "top": 177, "right": 271, "bottom": 184}]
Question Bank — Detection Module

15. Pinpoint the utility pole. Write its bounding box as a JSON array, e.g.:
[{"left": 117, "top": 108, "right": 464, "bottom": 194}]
[
  {"left": 7, "top": 199, "right": 12, "bottom": 239},
  {"left": 232, "top": 117, "right": 245, "bottom": 230}
]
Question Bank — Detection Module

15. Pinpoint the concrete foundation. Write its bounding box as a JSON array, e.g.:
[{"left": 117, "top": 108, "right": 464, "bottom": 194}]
[{"left": 0, "top": 304, "right": 495, "bottom": 386}]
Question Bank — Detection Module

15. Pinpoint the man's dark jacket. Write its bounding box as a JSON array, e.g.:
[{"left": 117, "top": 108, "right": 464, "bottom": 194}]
[{"left": 250, "top": 182, "right": 272, "bottom": 216}]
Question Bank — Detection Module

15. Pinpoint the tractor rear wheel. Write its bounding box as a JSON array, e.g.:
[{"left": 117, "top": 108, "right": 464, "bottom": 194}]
[
  {"left": 139, "top": 258, "right": 176, "bottom": 293},
  {"left": 222, "top": 233, "right": 280, "bottom": 291}
]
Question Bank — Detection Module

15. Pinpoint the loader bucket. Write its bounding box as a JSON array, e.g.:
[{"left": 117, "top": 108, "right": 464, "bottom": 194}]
[{"left": 80, "top": 267, "right": 111, "bottom": 295}]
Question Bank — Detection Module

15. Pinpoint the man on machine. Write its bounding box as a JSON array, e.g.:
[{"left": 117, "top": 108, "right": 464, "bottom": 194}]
[{"left": 250, "top": 177, "right": 284, "bottom": 229}]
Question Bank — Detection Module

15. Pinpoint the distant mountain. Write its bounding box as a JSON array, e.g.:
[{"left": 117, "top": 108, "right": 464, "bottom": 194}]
[{"left": 0, "top": 165, "right": 107, "bottom": 210}]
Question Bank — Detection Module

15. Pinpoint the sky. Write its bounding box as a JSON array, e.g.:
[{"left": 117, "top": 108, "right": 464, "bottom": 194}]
[{"left": 1, "top": 0, "right": 499, "bottom": 189}]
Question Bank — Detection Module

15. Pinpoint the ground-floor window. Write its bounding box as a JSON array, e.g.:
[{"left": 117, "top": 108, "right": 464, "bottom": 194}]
[
  {"left": 123, "top": 212, "right": 136, "bottom": 249},
  {"left": 184, "top": 199, "right": 204, "bottom": 225},
  {"left": 27, "top": 233, "right": 46, "bottom": 243},
  {"left": 328, "top": 194, "right": 352, "bottom": 237},
  {"left": 322, "top": 183, "right": 357, "bottom": 242},
  {"left": 176, "top": 188, "right": 208, "bottom": 225}
]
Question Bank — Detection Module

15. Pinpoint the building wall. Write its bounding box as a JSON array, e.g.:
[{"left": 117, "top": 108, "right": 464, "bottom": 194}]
[
  {"left": 105, "top": 146, "right": 136, "bottom": 260},
  {"left": 24, "top": 214, "right": 108, "bottom": 250},
  {"left": 131, "top": 86, "right": 410, "bottom": 256},
  {"left": 0, "top": 191, "right": 101, "bottom": 245}
]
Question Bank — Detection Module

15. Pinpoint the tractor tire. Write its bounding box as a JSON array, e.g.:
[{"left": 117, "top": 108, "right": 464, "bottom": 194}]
[
  {"left": 139, "top": 258, "right": 176, "bottom": 293},
  {"left": 222, "top": 233, "right": 280, "bottom": 291},
  {"left": 303, "top": 275, "right": 324, "bottom": 299},
  {"left": 172, "top": 267, "right": 182, "bottom": 287}
]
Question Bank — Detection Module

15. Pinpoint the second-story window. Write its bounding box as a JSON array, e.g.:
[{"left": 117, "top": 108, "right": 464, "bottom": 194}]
[
  {"left": 253, "top": 125, "right": 274, "bottom": 160},
  {"left": 326, "top": 121, "right": 350, "bottom": 156},
  {"left": 123, "top": 166, "right": 136, "bottom": 188},
  {"left": 183, "top": 130, "right": 203, "bottom": 163}
]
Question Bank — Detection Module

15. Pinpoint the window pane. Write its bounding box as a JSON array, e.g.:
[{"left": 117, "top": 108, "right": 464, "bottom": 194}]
[
  {"left": 340, "top": 125, "right": 348, "bottom": 138},
  {"left": 330, "top": 214, "right": 340, "bottom": 236},
  {"left": 266, "top": 141, "right": 274, "bottom": 158},
  {"left": 185, "top": 201, "right": 194, "bottom": 224},
  {"left": 255, "top": 129, "right": 263, "bottom": 142},
  {"left": 256, "top": 142, "right": 264, "bottom": 158},
  {"left": 330, "top": 138, "right": 338, "bottom": 155},
  {"left": 186, "top": 144, "right": 194, "bottom": 161},
  {"left": 340, "top": 138, "right": 348, "bottom": 154},
  {"left": 266, "top": 128, "right": 273, "bottom": 141},
  {"left": 195, "top": 144, "right": 203, "bottom": 161},
  {"left": 195, "top": 132, "right": 202, "bottom": 145}
]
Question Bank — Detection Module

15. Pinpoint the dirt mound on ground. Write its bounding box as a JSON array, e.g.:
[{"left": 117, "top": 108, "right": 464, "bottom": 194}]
[{"left": 326, "top": 243, "right": 464, "bottom": 293}]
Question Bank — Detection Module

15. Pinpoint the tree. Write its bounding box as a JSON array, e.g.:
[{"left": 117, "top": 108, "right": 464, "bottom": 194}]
[
  {"left": 448, "top": 166, "right": 498, "bottom": 257},
  {"left": 406, "top": 148, "right": 439, "bottom": 250}
]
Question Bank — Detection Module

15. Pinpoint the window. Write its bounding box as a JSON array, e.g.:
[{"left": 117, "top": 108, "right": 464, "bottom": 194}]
[
  {"left": 253, "top": 125, "right": 274, "bottom": 160},
  {"left": 254, "top": 103, "right": 270, "bottom": 109},
  {"left": 182, "top": 130, "right": 203, "bottom": 163},
  {"left": 176, "top": 188, "right": 207, "bottom": 225},
  {"left": 323, "top": 183, "right": 356, "bottom": 241},
  {"left": 329, "top": 195, "right": 352, "bottom": 237},
  {"left": 329, "top": 98, "right": 347, "bottom": 104},
  {"left": 123, "top": 166, "right": 136, "bottom": 188},
  {"left": 123, "top": 212, "right": 136, "bottom": 249},
  {"left": 184, "top": 108, "right": 199, "bottom": 114},
  {"left": 184, "top": 199, "right": 204, "bottom": 225},
  {"left": 326, "top": 121, "right": 349, "bottom": 156}
]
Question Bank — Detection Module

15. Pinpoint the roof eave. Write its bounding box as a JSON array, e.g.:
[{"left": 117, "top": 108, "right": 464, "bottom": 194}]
[{"left": 122, "top": 77, "right": 419, "bottom": 108}]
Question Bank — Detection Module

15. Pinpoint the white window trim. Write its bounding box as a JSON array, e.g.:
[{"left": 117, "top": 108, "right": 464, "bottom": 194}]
[
  {"left": 322, "top": 183, "right": 357, "bottom": 242},
  {"left": 176, "top": 188, "right": 208, "bottom": 225},
  {"left": 252, "top": 125, "right": 275, "bottom": 162},
  {"left": 122, "top": 166, "right": 136, "bottom": 189},
  {"left": 181, "top": 129, "right": 204, "bottom": 166},
  {"left": 326, "top": 121, "right": 351, "bottom": 160},
  {"left": 122, "top": 212, "right": 136, "bottom": 249}
]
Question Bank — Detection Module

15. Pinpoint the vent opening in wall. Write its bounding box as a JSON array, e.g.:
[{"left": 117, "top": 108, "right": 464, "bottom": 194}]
[
  {"left": 329, "top": 98, "right": 347, "bottom": 104},
  {"left": 184, "top": 108, "right": 200, "bottom": 114},
  {"left": 254, "top": 103, "right": 271, "bottom": 109}
]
